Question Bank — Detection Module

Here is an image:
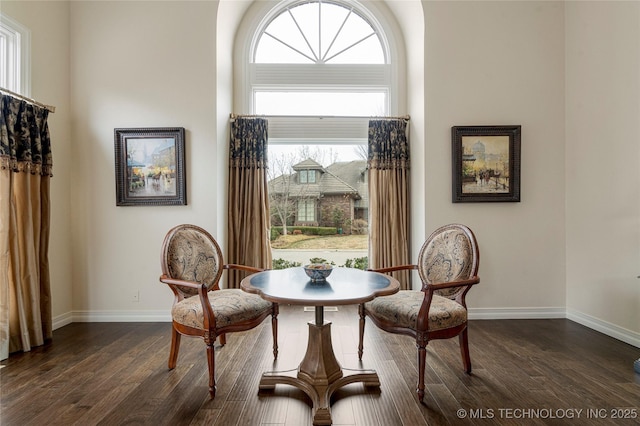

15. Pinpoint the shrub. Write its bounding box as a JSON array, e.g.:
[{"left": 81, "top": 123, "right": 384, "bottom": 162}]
[
  {"left": 309, "top": 257, "right": 336, "bottom": 265},
  {"left": 342, "top": 256, "right": 368, "bottom": 270},
  {"left": 351, "top": 219, "right": 368, "bottom": 235},
  {"left": 272, "top": 258, "right": 302, "bottom": 269},
  {"left": 272, "top": 226, "right": 337, "bottom": 236}
]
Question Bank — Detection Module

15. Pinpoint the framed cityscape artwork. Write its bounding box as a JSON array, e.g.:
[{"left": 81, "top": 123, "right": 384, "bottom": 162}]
[
  {"left": 452, "top": 125, "right": 521, "bottom": 203},
  {"left": 114, "top": 127, "right": 186, "bottom": 206}
]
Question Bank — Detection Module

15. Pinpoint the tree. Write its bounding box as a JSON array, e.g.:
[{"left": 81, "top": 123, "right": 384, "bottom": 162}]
[
  {"left": 355, "top": 144, "right": 368, "bottom": 160},
  {"left": 332, "top": 207, "right": 345, "bottom": 232},
  {"left": 267, "top": 146, "right": 331, "bottom": 235},
  {"left": 268, "top": 153, "right": 297, "bottom": 236}
]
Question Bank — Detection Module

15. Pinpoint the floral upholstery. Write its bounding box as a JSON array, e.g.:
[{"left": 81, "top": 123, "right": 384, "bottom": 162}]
[
  {"left": 364, "top": 290, "right": 467, "bottom": 332},
  {"left": 172, "top": 289, "right": 273, "bottom": 331},
  {"left": 164, "top": 226, "right": 223, "bottom": 297},
  {"left": 419, "top": 227, "right": 475, "bottom": 299}
]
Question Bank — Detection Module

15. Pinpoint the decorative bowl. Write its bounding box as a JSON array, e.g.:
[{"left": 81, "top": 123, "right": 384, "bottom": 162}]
[{"left": 303, "top": 263, "right": 333, "bottom": 282}]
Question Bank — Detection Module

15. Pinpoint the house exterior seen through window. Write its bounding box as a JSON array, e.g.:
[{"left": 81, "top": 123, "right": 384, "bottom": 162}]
[
  {"left": 299, "top": 170, "right": 316, "bottom": 184},
  {"left": 297, "top": 199, "right": 316, "bottom": 222}
]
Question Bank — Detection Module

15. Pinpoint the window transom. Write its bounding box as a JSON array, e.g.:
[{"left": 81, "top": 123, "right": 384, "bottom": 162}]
[{"left": 255, "top": 0, "right": 385, "bottom": 65}]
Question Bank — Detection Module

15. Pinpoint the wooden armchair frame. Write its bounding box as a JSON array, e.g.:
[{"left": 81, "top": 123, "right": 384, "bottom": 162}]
[
  {"left": 159, "top": 224, "right": 278, "bottom": 399},
  {"left": 358, "top": 223, "right": 480, "bottom": 402}
]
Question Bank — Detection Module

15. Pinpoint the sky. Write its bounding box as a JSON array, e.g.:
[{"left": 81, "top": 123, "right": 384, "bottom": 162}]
[{"left": 267, "top": 143, "right": 366, "bottom": 169}]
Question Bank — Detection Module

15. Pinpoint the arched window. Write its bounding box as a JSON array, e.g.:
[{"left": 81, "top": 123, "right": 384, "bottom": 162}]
[
  {"left": 234, "top": 0, "right": 406, "bottom": 261},
  {"left": 247, "top": 0, "right": 397, "bottom": 143},
  {"left": 255, "top": 1, "right": 385, "bottom": 64}
]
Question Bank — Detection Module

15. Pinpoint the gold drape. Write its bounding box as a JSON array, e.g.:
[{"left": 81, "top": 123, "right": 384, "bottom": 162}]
[
  {"left": 367, "top": 118, "right": 411, "bottom": 289},
  {"left": 227, "top": 117, "right": 272, "bottom": 288},
  {"left": 0, "top": 94, "right": 53, "bottom": 361}
]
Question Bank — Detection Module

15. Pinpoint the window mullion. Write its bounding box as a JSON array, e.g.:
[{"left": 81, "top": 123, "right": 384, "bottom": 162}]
[
  {"left": 318, "top": 1, "right": 322, "bottom": 63},
  {"left": 321, "top": 8, "right": 351, "bottom": 63},
  {"left": 264, "top": 32, "right": 316, "bottom": 63},
  {"left": 288, "top": 9, "right": 318, "bottom": 62},
  {"left": 324, "top": 32, "right": 376, "bottom": 64}
]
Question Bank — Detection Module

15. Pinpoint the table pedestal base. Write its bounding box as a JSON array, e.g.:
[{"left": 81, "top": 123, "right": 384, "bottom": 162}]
[{"left": 259, "top": 320, "right": 380, "bottom": 425}]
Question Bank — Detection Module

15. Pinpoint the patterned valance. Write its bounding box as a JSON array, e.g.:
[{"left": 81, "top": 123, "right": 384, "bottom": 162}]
[
  {"left": 229, "top": 117, "right": 268, "bottom": 169},
  {"left": 0, "top": 94, "right": 52, "bottom": 177},
  {"left": 368, "top": 118, "right": 409, "bottom": 170}
]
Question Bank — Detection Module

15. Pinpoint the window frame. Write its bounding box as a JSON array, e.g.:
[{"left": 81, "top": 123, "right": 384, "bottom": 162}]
[
  {"left": 297, "top": 199, "right": 316, "bottom": 222},
  {"left": 0, "top": 13, "right": 30, "bottom": 96},
  {"left": 299, "top": 169, "right": 317, "bottom": 184},
  {"left": 239, "top": 0, "right": 400, "bottom": 143}
]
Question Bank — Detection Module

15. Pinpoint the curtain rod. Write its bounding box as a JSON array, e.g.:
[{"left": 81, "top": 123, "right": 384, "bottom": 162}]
[
  {"left": 0, "top": 87, "right": 56, "bottom": 113},
  {"left": 230, "top": 113, "right": 409, "bottom": 121}
]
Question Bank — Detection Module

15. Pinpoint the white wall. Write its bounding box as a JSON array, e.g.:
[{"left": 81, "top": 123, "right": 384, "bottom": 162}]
[
  {"left": 2, "top": 1, "right": 73, "bottom": 326},
  {"left": 565, "top": 1, "right": 640, "bottom": 344},
  {"left": 3, "top": 1, "right": 638, "bottom": 346},
  {"left": 423, "top": 1, "right": 567, "bottom": 316},
  {"left": 69, "top": 1, "right": 218, "bottom": 320}
]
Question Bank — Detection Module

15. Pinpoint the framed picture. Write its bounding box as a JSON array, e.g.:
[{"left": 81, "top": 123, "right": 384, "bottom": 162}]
[
  {"left": 451, "top": 125, "right": 521, "bottom": 203},
  {"left": 114, "top": 127, "right": 187, "bottom": 206}
]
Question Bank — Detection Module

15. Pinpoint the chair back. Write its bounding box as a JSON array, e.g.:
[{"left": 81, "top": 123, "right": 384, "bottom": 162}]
[
  {"left": 417, "top": 223, "right": 479, "bottom": 299},
  {"left": 161, "top": 224, "right": 224, "bottom": 297}
]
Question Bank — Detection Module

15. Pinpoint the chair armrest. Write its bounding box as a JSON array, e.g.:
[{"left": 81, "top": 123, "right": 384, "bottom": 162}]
[
  {"left": 159, "top": 274, "right": 202, "bottom": 289},
  {"left": 415, "top": 276, "right": 480, "bottom": 331},
  {"left": 426, "top": 276, "right": 480, "bottom": 292},
  {"left": 368, "top": 264, "right": 418, "bottom": 274},
  {"left": 224, "top": 264, "right": 265, "bottom": 274},
  {"left": 159, "top": 274, "right": 216, "bottom": 330}
]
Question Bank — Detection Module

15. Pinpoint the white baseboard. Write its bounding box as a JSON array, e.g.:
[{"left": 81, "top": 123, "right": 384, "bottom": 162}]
[
  {"left": 52, "top": 311, "right": 73, "bottom": 330},
  {"left": 60, "top": 310, "right": 171, "bottom": 324},
  {"left": 469, "top": 307, "right": 566, "bottom": 319},
  {"left": 52, "top": 307, "right": 639, "bottom": 349},
  {"left": 566, "top": 308, "right": 640, "bottom": 348}
]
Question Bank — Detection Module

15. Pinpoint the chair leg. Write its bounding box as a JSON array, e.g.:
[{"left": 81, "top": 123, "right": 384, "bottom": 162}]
[
  {"left": 205, "top": 336, "right": 216, "bottom": 399},
  {"left": 219, "top": 333, "right": 226, "bottom": 346},
  {"left": 417, "top": 342, "right": 427, "bottom": 402},
  {"left": 168, "top": 326, "right": 181, "bottom": 370},
  {"left": 271, "top": 308, "right": 279, "bottom": 359},
  {"left": 357, "top": 304, "right": 365, "bottom": 360},
  {"left": 459, "top": 327, "right": 472, "bottom": 374}
]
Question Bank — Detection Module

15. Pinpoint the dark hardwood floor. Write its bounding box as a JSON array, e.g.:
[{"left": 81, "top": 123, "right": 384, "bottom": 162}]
[{"left": 1, "top": 304, "right": 639, "bottom": 425}]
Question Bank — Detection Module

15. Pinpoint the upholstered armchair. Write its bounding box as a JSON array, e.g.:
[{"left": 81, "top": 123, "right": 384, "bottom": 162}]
[
  {"left": 159, "top": 224, "right": 278, "bottom": 399},
  {"left": 358, "top": 223, "right": 480, "bottom": 402}
]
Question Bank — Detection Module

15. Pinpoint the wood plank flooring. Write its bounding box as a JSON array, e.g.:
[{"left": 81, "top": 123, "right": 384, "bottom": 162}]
[{"left": 1, "top": 304, "right": 639, "bottom": 425}]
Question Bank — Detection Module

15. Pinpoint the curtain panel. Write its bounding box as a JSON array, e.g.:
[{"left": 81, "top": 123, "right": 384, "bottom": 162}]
[
  {"left": 367, "top": 118, "right": 411, "bottom": 290},
  {"left": 227, "top": 117, "right": 272, "bottom": 288},
  {"left": 0, "top": 93, "right": 53, "bottom": 361}
]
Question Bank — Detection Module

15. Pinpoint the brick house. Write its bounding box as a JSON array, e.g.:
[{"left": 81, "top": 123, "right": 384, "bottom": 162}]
[{"left": 268, "top": 158, "right": 368, "bottom": 232}]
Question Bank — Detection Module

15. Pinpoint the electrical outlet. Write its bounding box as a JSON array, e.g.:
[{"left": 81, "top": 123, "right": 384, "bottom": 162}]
[{"left": 132, "top": 290, "right": 139, "bottom": 302}]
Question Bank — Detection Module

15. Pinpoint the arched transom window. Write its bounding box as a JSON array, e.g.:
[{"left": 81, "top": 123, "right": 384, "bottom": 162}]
[
  {"left": 249, "top": 0, "right": 393, "bottom": 141},
  {"left": 255, "top": 0, "right": 385, "bottom": 64}
]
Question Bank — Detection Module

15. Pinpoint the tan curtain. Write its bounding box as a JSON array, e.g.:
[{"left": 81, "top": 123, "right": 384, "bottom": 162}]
[
  {"left": 227, "top": 117, "right": 272, "bottom": 288},
  {"left": 368, "top": 118, "right": 411, "bottom": 289},
  {"left": 0, "top": 94, "right": 53, "bottom": 361}
]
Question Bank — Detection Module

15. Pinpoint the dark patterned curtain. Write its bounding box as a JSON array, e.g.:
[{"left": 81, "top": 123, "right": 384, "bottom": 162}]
[
  {"left": 227, "top": 117, "right": 272, "bottom": 288},
  {"left": 368, "top": 118, "right": 411, "bottom": 289},
  {"left": 0, "top": 93, "right": 53, "bottom": 360}
]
